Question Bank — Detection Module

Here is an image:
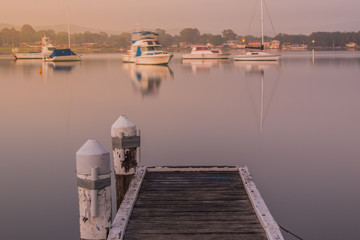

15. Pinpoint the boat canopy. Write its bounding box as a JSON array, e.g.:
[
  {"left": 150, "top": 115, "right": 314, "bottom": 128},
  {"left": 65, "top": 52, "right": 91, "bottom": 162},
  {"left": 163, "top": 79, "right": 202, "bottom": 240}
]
[
  {"left": 131, "top": 31, "right": 159, "bottom": 43},
  {"left": 132, "top": 31, "right": 159, "bottom": 36},
  {"left": 49, "top": 49, "right": 77, "bottom": 58}
]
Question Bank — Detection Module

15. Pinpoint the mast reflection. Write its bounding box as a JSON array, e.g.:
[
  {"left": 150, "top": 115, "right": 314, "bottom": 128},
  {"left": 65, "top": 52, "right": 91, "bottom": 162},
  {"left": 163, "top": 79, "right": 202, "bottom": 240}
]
[{"left": 235, "top": 61, "right": 281, "bottom": 135}]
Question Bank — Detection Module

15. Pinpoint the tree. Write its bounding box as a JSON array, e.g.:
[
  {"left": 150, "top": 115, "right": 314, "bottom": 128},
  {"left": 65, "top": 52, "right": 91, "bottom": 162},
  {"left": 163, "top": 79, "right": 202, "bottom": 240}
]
[
  {"left": 110, "top": 32, "right": 132, "bottom": 48},
  {"left": 210, "top": 35, "right": 224, "bottom": 46},
  {"left": 155, "top": 29, "right": 174, "bottom": 47},
  {"left": 20, "top": 24, "right": 36, "bottom": 42},
  {"left": 37, "top": 29, "right": 56, "bottom": 40},
  {"left": 55, "top": 31, "right": 69, "bottom": 45},
  {"left": 0, "top": 28, "right": 19, "bottom": 46},
  {"left": 222, "top": 29, "right": 237, "bottom": 41},
  {"left": 198, "top": 33, "right": 214, "bottom": 44},
  {"left": 180, "top": 28, "right": 200, "bottom": 43}
]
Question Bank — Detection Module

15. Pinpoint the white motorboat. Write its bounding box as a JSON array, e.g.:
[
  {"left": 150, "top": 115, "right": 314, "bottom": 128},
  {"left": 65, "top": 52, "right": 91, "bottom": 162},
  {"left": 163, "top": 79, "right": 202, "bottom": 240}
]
[
  {"left": 12, "top": 36, "right": 56, "bottom": 60},
  {"left": 182, "top": 45, "right": 230, "bottom": 59},
  {"left": 234, "top": 0, "right": 281, "bottom": 61},
  {"left": 44, "top": 49, "right": 81, "bottom": 62},
  {"left": 121, "top": 31, "right": 173, "bottom": 65}
]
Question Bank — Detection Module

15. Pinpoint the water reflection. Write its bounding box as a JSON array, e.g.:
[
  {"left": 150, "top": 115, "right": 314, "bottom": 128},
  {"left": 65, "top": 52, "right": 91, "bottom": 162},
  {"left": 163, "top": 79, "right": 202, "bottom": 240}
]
[
  {"left": 281, "top": 50, "right": 360, "bottom": 66},
  {"left": 46, "top": 62, "right": 78, "bottom": 72},
  {"left": 122, "top": 63, "right": 173, "bottom": 96},
  {"left": 235, "top": 61, "right": 281, "bottom": 135},
  {"left": 233, "top": 61, "right": 281, "bottom": 73},
  {"left": 182, "top": 59, "right": 230, "bottom": 73},
  {"left": 11, "top": 59, "right": 42, "bottom": 75}
]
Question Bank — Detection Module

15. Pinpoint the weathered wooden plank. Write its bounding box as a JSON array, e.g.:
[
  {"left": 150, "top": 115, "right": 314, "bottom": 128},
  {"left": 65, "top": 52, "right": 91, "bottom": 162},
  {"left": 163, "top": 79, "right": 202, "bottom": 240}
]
[
  {"left": 124, "top": 214, "right": 260, "bottom": 222},
  {"left": 124, "top": 228, "right": 265, "bottom": 234},
  {"left": 124, "top": 233, "right": 266, "bottom": 240},
  {"left": 108, "top": 167, "right": 283, "bottom": 240},
  {"left": 119, "top": 168, "right": 266, "bottom": 240}
]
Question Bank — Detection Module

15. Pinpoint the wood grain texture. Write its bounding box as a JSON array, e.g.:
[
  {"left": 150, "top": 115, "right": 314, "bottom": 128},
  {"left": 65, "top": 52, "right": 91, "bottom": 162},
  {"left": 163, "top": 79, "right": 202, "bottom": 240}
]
[{"left": 123, "top": 170, "right": 267, "bottom": 240}]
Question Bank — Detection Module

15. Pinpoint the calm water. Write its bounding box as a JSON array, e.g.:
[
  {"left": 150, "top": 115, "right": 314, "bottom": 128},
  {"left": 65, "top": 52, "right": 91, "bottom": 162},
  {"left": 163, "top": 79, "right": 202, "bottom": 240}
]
[{"left": 1, "top": 51, "right": 360, "bottom": 239}]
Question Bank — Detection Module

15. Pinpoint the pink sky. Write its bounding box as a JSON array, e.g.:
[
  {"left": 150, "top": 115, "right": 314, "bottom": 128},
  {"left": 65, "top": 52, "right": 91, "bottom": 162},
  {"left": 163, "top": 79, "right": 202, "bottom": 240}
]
[{"left": 1, "top": 0, "right": 360, "bottom": 35}]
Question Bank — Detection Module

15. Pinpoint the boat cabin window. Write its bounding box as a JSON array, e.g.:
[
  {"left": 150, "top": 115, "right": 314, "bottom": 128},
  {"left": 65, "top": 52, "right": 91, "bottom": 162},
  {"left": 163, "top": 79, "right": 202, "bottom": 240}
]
[
  {"left": 146, "top": 41, "right": 154, "bottom": 45},
  {"left": 251, "top": 52, "right": 259, "bottom": 55},
  {"left": 146, "top": 46, "right": 162, "bottom": 51},
  {"left": 195, "top": 47, "right": 209, "bottom": 51}
]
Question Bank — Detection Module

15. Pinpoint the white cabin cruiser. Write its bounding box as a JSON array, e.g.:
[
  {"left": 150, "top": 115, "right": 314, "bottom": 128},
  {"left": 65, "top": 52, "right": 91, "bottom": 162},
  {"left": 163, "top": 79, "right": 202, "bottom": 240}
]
[
  {"left": 122, "top": 31, "right": 173, "bottom": 65},
  {"left": 182, "top": 45, "right": 230, "bottom": 59},
  {"left": 12, "top": 36, "right": 56, "bottom": 60}
]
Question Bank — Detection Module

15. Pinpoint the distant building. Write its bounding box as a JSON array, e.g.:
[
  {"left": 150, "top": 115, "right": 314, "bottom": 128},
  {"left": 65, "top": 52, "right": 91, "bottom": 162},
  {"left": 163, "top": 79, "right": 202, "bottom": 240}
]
[
  {"left": 346, "top": 42, "right": 356, "bottom": 48},
  {"left": 247, "top": 41, "right": 262, "bottom": 48},
  {"left": 179, "top": 42, "right": 188, "bottom": 48},
  {"left": 270, "top": 40, "right": 280, "bottom": 49},
  {"left": 282, "top": 44, "right": 308, "bottom": 50},
  {"left": 225, "top": 40, "right": 246, "bottom": 49},
  {"left": 247, "top": 40, "right": 280, "bottom": 49}
]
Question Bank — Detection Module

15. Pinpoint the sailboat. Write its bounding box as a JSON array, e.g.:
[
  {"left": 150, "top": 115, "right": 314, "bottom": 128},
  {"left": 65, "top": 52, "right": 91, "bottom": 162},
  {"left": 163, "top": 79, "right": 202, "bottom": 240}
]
[
  {"left": 234, "top": 0, "right": 280, "bottom": 61},
  {"left": 44, "top": 6, "right": 81, "bottom": 62}
]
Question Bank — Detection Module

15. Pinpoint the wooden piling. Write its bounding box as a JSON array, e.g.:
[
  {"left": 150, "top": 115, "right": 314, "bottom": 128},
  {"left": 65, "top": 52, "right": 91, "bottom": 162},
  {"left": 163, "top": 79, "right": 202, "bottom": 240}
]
[
  {"left": 111, "top": 115, "right": 140, "bottom": 210},
  {"left": 76, "top": 139, "right": 112, "bottom": 240}
]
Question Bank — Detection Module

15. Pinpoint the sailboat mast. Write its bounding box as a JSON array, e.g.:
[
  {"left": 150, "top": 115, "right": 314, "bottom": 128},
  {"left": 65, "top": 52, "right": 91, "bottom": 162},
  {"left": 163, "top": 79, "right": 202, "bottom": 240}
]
[
  {"left": 260, "top": 70, "right": 264, "bottom": 135},
  {"left": 66, "top": 0, "right": 71, "bottom": 48},
  {"left": 260, "top": 0, "right": 264, "bottom": 46},
  {"left": 67, "top": 23, "right": 71, "bottom": 48}
]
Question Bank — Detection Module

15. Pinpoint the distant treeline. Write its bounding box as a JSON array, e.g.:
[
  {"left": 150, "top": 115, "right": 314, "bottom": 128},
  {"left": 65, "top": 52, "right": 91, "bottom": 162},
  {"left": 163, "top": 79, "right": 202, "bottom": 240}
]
[{"left": 1, "top": 24, "right": 360, "bottom": 48}]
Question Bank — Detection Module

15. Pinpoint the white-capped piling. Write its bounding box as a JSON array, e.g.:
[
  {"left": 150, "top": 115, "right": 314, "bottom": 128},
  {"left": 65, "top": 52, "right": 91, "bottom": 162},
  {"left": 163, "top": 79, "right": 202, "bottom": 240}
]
[
  {"left": 111, "top": 115, "right": 140, "bottom": 210},
  {"left": 76, "top": 140, "right": 112, "bottom": 240}
]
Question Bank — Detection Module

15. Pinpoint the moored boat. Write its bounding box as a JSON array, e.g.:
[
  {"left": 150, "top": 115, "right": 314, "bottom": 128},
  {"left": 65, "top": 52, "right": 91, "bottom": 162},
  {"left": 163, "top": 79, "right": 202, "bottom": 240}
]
[
  {"left": 234, "top": 0, "right": 281, "bottom": 61},
  {"left": 121, "top": 31, "right": 173, "bottom": 65},
  {"left": 182, "top": 45, "right": 230, "bottom": 59},
  {"left": 44, "top": 49, "right": 81, "bottom": 62},
  {"left": 233, "top": 51, "right": 280, "bottom": 61},
  {"left": 12, "top": 36, "right": 56, "bottom": 60}
]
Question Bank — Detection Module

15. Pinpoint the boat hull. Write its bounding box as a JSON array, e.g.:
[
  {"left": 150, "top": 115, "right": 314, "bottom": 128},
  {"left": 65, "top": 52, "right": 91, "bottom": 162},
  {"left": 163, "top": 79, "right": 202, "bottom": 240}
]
[
  {"left": 123, "top": 54, "right": 173, "bottom": 65},
  {"left": 12, "top": 52, "right": 52, "bottom": 60},
  {"left": 121, "top": 54, "right": 135, "bottom": 63},
  {"left": 182, "top": 53, "right": 230, "bottom": 59},
  {"left": 44, "top": 55, "right": 81, "bottom": 62},
  {"left": 234, "top": 53, "right": 280, "bottom": 61}
]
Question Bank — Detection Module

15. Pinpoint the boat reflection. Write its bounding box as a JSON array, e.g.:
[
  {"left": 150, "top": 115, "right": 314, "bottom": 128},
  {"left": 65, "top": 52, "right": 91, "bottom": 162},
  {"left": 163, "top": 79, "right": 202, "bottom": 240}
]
[
  {"left": 233, "top": 60, "right": 281, "bottom": 74},
  {"left": 40, "top": 61, "right": 79, "bottom": 79},
  {"left": 182, "top": 59, "right": 229, "bottom": 73},
  {"left": 46, "top": 62, "right": 78, "bottom": 72},
  {"left": 122, "top": 63, "right": 174, "bottom": 96}
]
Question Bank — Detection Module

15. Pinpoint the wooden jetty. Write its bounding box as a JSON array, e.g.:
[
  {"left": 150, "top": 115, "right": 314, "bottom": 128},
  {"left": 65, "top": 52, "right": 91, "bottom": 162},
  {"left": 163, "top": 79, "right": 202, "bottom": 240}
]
[
  {"left": 75, "top": 116, "right": 283, "bottom": 240},
  {"left": 108, "top": 166, "right": 283, "bottom": 240}
]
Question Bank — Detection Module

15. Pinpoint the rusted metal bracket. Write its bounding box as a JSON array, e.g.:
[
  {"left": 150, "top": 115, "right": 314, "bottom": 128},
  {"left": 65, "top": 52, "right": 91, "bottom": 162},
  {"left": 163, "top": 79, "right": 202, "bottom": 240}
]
[
  {"left": 77, "top": 177, "right": 111, "bottom": 190},
  {"left": 112, "top": 136, "right": 140, "bottom": 149}
]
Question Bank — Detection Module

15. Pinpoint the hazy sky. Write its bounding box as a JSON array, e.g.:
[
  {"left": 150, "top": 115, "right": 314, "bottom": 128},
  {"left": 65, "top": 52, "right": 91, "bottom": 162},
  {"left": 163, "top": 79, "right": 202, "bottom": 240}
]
[{"left": 1, "top": 0, "right": 360, "bottom": 35}]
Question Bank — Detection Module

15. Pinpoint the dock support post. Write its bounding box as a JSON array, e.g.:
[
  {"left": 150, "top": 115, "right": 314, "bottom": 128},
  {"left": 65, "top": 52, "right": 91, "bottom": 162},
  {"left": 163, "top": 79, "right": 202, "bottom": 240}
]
[
  {"left": 111, "top": 115, "right": 140, "bottom": 210},
  {"left": 76, "top": 140, "right": 112, "bottom": 240}
]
